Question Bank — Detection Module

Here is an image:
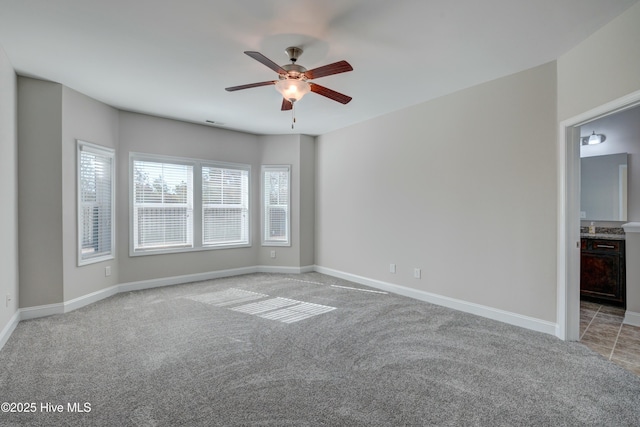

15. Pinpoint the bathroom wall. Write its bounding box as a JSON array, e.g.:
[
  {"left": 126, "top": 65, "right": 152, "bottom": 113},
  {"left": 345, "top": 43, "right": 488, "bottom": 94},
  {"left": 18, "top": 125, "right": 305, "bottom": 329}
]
[{"left": 580, "top": 106, "right": 640, "bottom": 224}]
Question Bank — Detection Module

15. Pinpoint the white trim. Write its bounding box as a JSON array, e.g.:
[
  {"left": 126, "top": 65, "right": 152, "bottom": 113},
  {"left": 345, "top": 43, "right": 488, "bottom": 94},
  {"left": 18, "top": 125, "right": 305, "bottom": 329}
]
[
  {"left": 299, "top": 265, "right": 315, "bottom": 273},
  {"left": 619, "top": 164, "right": 627, "bottom": 221},
  {"left": 64, "top": 285, "right": 120, "bottom": 312},
  {"left": 556, "top": 122, "right": 569, "bottom": 341},
  {"left": 257, "top": 265, "right": 314, "bottom": 274},
  {"left": 261, "top": 165, "right": 292, "bottom": 247},
  {"left": 77, "top": 140, "right": 116, "bottom": 267},
  {"left": 557, "top": 89, "right": 640, "bottom": 341},
  {"left": 623, "top": 311, "right": 640, "bottom": 327},
  {"left": 118, "top": 266, "right": 258, "bottom": 293},
  {"left": 19, "top": 302, "right": 64, "bottom": 320},
  {"left": 622, "top": 222, "right": 640, "bottom": 233},
  {"left": 5, "top": 265, "right": 313, "bottom": 324},
  {"left": 0, "top": 311, "right": 20, "bottom": 350},
  {"left": 315, "top": 266, "right": 558, "bottom": 336}
]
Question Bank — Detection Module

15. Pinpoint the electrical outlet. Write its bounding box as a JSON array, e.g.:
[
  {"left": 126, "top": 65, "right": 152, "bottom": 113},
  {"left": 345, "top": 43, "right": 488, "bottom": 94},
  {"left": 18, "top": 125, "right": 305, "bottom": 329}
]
[
  {"left": 390, "top": 263, "right": 396, "bottom": 273},
  {"left": 270, "top": 250, "right": 276, "bottom": 259},
  {"left": 105, "top": 266, "right": 111, "bottom": 277},
  {"left": 414, "top": 268, "right": 421, "bottom": 279}
]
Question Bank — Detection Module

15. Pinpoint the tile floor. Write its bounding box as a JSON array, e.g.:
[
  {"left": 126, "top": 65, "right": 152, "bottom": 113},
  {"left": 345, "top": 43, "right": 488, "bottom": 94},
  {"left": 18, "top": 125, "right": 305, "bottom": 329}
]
[{"left": 580, "top": 300, "right": 640, "bottom": 375}]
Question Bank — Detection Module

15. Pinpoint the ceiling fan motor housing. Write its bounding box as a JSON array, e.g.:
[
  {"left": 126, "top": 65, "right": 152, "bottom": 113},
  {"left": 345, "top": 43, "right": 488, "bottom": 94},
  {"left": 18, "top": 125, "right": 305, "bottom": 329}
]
[
  {"left": 285, "top": 46, "right": 303, "bottom": 63},
  {"left": 281, "top": 63, "right": 307, "bottom": 79}
]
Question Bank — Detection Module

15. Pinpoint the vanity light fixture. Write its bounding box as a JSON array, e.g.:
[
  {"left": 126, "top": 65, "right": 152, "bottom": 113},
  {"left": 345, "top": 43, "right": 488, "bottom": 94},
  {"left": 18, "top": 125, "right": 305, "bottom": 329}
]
[{"left": 581, "top": 131, "right": 606, "bottom": 146}]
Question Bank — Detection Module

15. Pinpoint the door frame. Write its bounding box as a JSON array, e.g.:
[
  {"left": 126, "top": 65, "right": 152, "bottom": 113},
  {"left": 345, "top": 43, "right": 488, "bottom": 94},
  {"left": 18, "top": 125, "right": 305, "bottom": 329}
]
[{"left": 557, "top": 89, "right": 640, "bottom": 340}]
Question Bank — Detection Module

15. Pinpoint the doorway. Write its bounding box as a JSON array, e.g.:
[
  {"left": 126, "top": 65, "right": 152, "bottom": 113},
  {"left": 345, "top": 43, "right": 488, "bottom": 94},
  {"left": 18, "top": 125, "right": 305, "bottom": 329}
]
[{"left": 558, "top": 89, "right": 640, "bottom": 341}]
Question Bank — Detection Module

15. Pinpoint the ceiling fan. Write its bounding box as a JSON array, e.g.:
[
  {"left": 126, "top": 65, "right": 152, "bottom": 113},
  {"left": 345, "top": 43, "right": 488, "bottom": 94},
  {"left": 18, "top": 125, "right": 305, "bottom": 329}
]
[{"left": 225, "top": 47, "right": 353, "bottom": 112}]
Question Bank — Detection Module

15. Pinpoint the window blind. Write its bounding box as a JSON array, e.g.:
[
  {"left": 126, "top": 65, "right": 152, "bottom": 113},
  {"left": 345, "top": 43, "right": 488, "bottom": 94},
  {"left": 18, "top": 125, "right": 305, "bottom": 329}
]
[
  {"left": 263, "top": 166, "right": 290, "bottom": 245},
  {"left": 202, "top": 165, "right": 249, "bottom": 246},
  {"left": 133, "top": 159, "right": 194, "bottom": 251},
  {"left": 78, "top": 142, "right": 114, "bottom": 265}
]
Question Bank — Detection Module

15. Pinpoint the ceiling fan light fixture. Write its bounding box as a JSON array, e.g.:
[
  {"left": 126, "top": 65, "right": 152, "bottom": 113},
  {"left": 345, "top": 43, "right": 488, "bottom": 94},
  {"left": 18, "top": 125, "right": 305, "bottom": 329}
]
[{"left": 275, "top": 78, "right": 310, "bottom": 103}]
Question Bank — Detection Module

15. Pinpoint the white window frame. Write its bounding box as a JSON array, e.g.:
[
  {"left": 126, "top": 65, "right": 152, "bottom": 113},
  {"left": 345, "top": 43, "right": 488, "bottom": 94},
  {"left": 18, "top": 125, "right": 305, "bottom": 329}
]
[
  {"left": 130, "top": 152, "right": 251, "bottom": 256},
  {"left": 77, "top": 140, "right": 115, "bottom": 266},
  {"left": 202, "top": 162, "right": 250, "bottom": 248},
  {"left": 131, "top": 154, "right": 194, "bottom": 255},
  {"left": 261, "top": 165, "right": 291, "bottom": 247}
]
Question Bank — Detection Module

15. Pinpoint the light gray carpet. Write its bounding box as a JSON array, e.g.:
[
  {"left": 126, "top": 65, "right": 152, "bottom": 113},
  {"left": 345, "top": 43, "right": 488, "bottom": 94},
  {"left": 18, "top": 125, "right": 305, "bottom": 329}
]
[{"left": 1, "top": 272, "right": 639, "bottom": 426}]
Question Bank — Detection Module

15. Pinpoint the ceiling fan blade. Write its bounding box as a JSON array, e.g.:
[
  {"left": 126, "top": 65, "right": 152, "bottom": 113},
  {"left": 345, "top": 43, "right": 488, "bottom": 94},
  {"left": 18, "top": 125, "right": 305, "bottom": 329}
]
[
  {"left": 304, "top": 60, "right": 353, "bottom": 80},
  {"left": 244, "top": 51, "right": 287, "bottom": 74},
  {"left": 225, "top": 81, "right": 276, "bottom": 92},
  {"left": 281, "top": 98, "right": 293, "bottom": 111},
  {"left": 310, "top": 83, "right": 352, "bottom": 104}
]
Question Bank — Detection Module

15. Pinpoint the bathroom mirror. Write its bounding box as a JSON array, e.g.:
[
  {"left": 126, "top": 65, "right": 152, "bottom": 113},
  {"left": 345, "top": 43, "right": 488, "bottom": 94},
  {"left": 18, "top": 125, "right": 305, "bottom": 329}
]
[{"left": 581, "top": 153, "right": 628, "bottom": 221}]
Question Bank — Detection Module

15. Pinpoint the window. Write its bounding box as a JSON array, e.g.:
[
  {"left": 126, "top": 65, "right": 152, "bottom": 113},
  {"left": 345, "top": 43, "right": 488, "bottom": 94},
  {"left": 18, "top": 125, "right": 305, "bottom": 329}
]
[
  {"left": 132, "top": 157, "right": 194, "bottom": 252},
  {"left": 202, "top": 165, "right": 249, "bottom": 247},
  {"left": 78, "top": 141, "right": 115, "bottom": 265},
  {"left": 130, "top": 153, "right": 250, "bottom": 255},
  {"left": 262, "top": 165, "right": 290, "bottom": 246}
]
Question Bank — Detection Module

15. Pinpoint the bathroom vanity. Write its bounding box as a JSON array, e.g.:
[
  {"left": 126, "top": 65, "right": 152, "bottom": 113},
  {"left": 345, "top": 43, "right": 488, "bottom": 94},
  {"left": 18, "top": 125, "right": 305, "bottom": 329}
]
[{"left": 580, "top": 233, "right": 626, "bottom": 307}]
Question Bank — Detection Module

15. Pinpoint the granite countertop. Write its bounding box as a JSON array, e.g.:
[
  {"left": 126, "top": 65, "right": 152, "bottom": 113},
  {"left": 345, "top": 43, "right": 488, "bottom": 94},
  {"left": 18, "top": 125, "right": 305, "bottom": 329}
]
[
  {"left": 580, "top": 233, "right": 626, "bottom": 241},
  {"left": 580, "top": 226, "right": 625, "bottom": 240}
]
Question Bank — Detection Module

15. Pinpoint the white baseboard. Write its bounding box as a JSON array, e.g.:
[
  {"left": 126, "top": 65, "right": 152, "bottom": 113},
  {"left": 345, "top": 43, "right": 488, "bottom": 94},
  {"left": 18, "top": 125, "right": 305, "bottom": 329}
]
[
  {"left": 258, "top": 265, "right": 315, "bottom": 274},
  {"left": 299, "top": 265, "right": 315, "bottom": 273},
  {"left": 20, "top": 302, "right": 64, "bottom": 320},
  {"left": 0, "top": 311, "right": 20, "bottom": 350},
  {"left": 314, "top": 265, "right": 558, "bottom": 337},
  {"left": 623, "top": 311, "right": 640, "bottom": 327},
  {"left": 65, "top": 286, "right": 120, "bottom": 312},
  {"left": 6, "top": 265, "right": 312, "bottom": 326},
  {"left": 1, "top": 264, "right": 559, "bottom": 353},
  {"left": 118, "top": 266, "right": 259, "bottom": 293}
]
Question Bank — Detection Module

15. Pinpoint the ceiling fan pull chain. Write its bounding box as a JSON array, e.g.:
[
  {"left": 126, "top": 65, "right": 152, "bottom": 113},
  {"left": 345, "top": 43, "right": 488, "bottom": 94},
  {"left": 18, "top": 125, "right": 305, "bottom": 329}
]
[{"left": 291, "top": 102, "right": 296, "bottom": 129}]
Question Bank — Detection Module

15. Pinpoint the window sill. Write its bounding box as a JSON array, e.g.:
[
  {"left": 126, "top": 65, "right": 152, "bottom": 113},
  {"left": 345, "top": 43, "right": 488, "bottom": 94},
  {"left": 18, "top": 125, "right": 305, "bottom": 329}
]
[{"left": 130, "top": 243, "right": 252, "bottom": 257}]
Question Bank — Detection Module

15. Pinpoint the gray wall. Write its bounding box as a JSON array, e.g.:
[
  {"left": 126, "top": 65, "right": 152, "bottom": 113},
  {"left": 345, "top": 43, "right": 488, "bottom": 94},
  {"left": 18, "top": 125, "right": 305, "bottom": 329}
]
[
  {"left": 557, "top": 1, "right": 640, "bottom": 319},
  {"left": 0, "top": 44, "right": 18, "bottom": 332},
  {"left": 116, "top": 112, "right": 263, "bottom": 284},
  {"left": 316, "top": 62, "right": 558, "bottom": 322},
  {"left": 300, "top": 134, "right": 315, "bottom": 267},
  {"left": 257, "top": 134, "right": 315, "bottom": 269},
  {"left": 16, "top": 88, "right": 313, "bottom": 308},
  {"left": 62, "top": 86, "right": 120, "bottom": 301},
  {"left": 17, "top": 79, "right": 120, "bottom": 306},
  {"left": 558, "top": 2, "right": 640, "bottom": 122},
  {"left": 18, "top": 78, "right": 64, "bottom": 308}
]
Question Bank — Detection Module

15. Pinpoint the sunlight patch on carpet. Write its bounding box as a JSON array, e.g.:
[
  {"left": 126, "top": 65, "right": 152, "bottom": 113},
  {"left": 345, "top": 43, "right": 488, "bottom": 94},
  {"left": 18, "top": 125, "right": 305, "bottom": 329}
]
[
  {"left": 258, "top": 301, "right": 336, "bottom": 323},
  {"left": 231, "top": 297, "right": 299, "bottom": 315},
  {"left": 187, "top": 289, "right": 336, "bottom": 323},
  {"left": 187, "top": 288, "right": 267, "bottom": 307}
]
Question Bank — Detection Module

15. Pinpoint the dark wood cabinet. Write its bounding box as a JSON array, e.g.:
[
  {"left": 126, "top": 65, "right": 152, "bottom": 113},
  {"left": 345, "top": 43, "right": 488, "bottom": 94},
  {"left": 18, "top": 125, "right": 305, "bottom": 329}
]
[{"left": 580, "top": 238, "right": 626, "bottom": 307}]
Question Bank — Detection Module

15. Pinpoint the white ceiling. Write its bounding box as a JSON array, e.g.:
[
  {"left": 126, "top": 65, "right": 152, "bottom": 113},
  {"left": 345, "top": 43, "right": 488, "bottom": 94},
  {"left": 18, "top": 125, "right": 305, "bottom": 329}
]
[{"left": 0, "top": 0, "right": 638, "bottom": 136}]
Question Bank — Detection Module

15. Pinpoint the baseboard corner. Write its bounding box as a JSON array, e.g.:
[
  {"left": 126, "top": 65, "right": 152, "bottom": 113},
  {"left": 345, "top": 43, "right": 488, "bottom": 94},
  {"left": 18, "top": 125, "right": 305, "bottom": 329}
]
[
  {"left": 0, "top": 310, "right": 21, "bottom": 351},
  {"left": 258, "top": 265, "right": 315, "bottom": 274},
  {"left": 623, "top": 310, "right": 640, "bottom": 327}
]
